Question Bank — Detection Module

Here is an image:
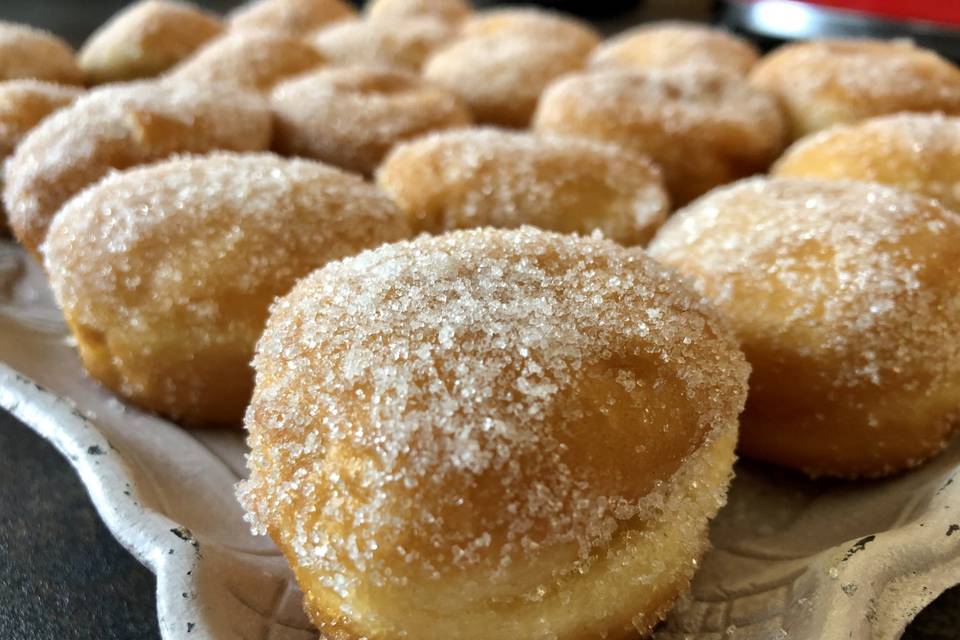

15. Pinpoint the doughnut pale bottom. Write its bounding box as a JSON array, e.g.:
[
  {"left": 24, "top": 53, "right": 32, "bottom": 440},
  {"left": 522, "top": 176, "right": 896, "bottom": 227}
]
[{"left": 287, "top": 424, "right": 736, "bottom": 640}]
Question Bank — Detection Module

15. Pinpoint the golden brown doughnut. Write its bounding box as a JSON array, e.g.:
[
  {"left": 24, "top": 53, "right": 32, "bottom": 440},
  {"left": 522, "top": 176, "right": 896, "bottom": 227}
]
[
  {"left": 78, "top": 0, "right": 224, "bottom": 84},
  {"left": 4, "top": 81, "right": 271, "bottom": 256},
  {"left": 0, "top": 21, "right": 82, "bottom": 85},
  {"left": 533, "top": 67, "right": 787, "bottom": 205},
  {"left": 0, "top": 80, "right": 83, "bottom": 234},
  {"left": 271, "top": 65, "right": 470, "bottom": 175},
  {"left": 589, "top": 21, "right": 759, "bottom": 76},
  {"left": 649, "top": 177, "right": 960, "bottom": 477},
  {"left": 43, "top": 152, "right": 411, "bottom": 426},
  {"left": 773, "top": 112, "right": 960, "bottom": 212},
  {"left": 376, "top": 128, "right": 668, "bottom": 245},
  {"left": 365, "top": 0, "right": 471, "bottom": 25},
  {"left": 237, "top": 226, "right": 749, "bottom": 640},
  {"left": 167, "top": 30, "right": 324, "bottom": 92},
  {"left": 749, "top": 39, "right": 960, "bottom": 139},
  {"left": 309, "top": 17, "right": 456, "bottom": 72},
  {"left": 424, "top": 12, "right": 599, "bottom": 128},
  {"left": 460, "top": 7, "right": 598, "bottom": 53},
  {"left": 228, "top": 0, "right": 355, "bottom": 36}
]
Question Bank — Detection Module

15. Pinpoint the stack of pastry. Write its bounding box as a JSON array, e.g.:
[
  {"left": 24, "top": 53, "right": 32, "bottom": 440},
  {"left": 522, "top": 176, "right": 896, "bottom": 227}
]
[{"left": 2, "top": 0, "right": 960, "bottom": 637}]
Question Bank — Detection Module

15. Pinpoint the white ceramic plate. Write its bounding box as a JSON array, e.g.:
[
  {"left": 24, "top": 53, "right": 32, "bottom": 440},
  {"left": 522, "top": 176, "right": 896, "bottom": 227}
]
[{"left": 1, "top": 240, "right": 958, "bottom": 640}]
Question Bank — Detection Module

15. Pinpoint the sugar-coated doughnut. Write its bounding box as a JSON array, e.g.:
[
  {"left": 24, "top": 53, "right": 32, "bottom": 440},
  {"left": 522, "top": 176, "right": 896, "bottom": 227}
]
[
  {"left": 271, "top": 65, "right": 470, "bottom": 175},
  {"left": 424, "top": 12, "right": 599, "bottom": 127},
  {"left": 4, "top": 81, "right": 271, "bottom": 256},
  {"left": 78, "top": 0, "right": 223, "bottom": 84},
  {"left": 238, "top": 226, "right": 749, "bottom": 640},
  {"left": 309, "top": 17, "right": 455, "bottom": 72},
  {"left": 376, "top": 128, "right": 668, "bottom": 245},
  {"left": 589, "top": 21, "right": 758, "bottom": 76},
  {"left": 649, "top": 177, "right": 960, "bottom": 477},
  {"left": 44, "top": 152, "right": 411, "bottom": 426},
  {"left": 533, "top": 67, "right": 787, "bottom": 205},
  {"left": 0, "top": 21, "right": 82, "bottom": 85},
  {"left": 773, "top": 113, "right": 960, "bottom": 212},
  {"left": 0, "top": 80, "right": 83, "bottom": 234},
  {"left": 460, "top": 7, "right": 598, "bottom": 52},
  {"left": 365, "top": 0, "right": 471, "bottom": 25},
  {"left": 750, "top": 39, "right": 960, "bottom": 139},
  {"left": 168, "top": 31, "right": 324, "bottom": 92},
  {"left": 229, "top": 0, "right": 355, "bottom": 36}
]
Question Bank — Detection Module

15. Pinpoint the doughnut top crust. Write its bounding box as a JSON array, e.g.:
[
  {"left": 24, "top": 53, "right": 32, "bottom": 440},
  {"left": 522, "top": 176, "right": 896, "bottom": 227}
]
[
  {"left": 3, "top": 81, "right": 271, "bottom": 254},
  {"left": 589, "top": 21, "right": 759, "bottom": 76},
  {"left": 271, "top": 65, "right": 471, "bottom": 175},
  {"left": 168, "top": 30, "right": 324, "bottom": 91},
  {"left": 309, "top": 17, "right": 456, "bottom": 72},
  {"left": 649, "top": 177, "right": 960, "bottom": 392},
  {"left": 44, "top": 152, "right": 411, "bottom": 425},
  {"left": 365, "top": 0, "right": 472, "bottom": 25},
  {"left": 0, "top": 21, "right": 82, "bottom": 85},
  {"left": 0, "top": 80, "right": 82, "bottom": 157},
  {"left": 229, "top": 0, "right": 356, "bottom": 36},
  {"left": 376, "top": 127, "right": 669, "bottom": 245},
  {"left": 78, "top": 0, "right": 224, "bottom": 84},
  {"left": 239, "top": 226, "right": 749, "bottom": 586},
  {"left": 773, "top": 112, "right": 960, "bottom": 212},
  {"left": 750, "top": 39, "right": 960, "bottom": 138},
  {"left": 533, "top": 67, "right": 787, "bottom": 204},
  {"left": 461, "top": 7, "right": 599, "bottom": 52}
]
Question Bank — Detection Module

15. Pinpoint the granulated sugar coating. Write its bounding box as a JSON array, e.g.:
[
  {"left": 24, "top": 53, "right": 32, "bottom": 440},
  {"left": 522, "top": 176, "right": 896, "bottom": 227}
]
[
  {"left": 0, "top": 80, "right": 82, "bottom": 233},
  {"left": 364, "top": 0, "right": 471, "bottom": 25},
  {"left": 649, "top": 177, "right": 960, "bottom": 477},
  {"left": 271, "top": 65, "right": 471, "bottom": 175},
  {"left": 309, "top": 16, "right": 456, "bottom": 72},
  {"left": 3, "top": 80, "right": 271, "bottom": 256},
  {"left": 238, "top": 227, "right": 749, "bottom": 639},
  {"left": 424, "top": 9, "right": 599, "bottom": 128},
  {"left": 167, "top": 30, "right": 324, "bottom": 92},
  {"left": 78, "top": 0, "right": 224, "bottom": 84},
  {"left": 43, "top": 152, "right": 410, "bottom": 426},
  {"left": 773, "top": 112, "right": 960, "bottom": 212},
  {"left": 460, "top": 7, "right": 599, "bottom": 53},
  {"left": 589, "top": 21, "right": 759, "bottom": 77},
  {"left": 376, "top": 127, "right": 669, "bottom": 245},
  {"left": 533, "top": 67, "right": 787, "bottom": 205},
  {"left": 0, "top": 21, "right": 83, "bottom": 85},
  {"left": 0, "top": 80, "right": 83, "bottom": 158},
  {"left": 228, "top": 0, "right": 356, "bottom": 36},
  {"left": 749, "top": 39, "right": 960, "bottom": 139}
]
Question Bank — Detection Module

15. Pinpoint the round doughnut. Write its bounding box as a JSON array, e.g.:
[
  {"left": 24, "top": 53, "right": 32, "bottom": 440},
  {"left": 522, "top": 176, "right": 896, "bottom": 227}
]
[
  {"left": 167, "top": 30, "right": 324, "bottom": 92},
  {"left": 460, "top": 7, "right": 599, "bottom": 52},
  {"left": 365, "top": 0, "right": 471, "bottom": 25},
  {"left": 271, "top": 65, "right": 470, "bottom": 175},
  {"left": 649, "top": 177, "right": 960, "bottom": 477},
  {"left": 749, "top": 39, "right": 960, "bottom": 139},
  {"left": 4, "top": 81, "right": 271, "bottom": 256},
  {"left": 0, "top": 21, "right": 82, "bottom": 85},
  {"left": 43, "top": 152, "right": 411, "bottom": 426},
  {"left": 78, "top": 0, "right": 224, "bottom": 84},
  {"left": 309, "top": 17, "right": 455, "bottom": 72},
  {"left": 376, "top": 128, "right": 669, "bottom": 245},
  {"left": 533, "top": 67, "right": 787, "bottom": 205},
  {"left": 589, "top": 21, "right": 759, "bottom": 76},
  {"left": 237, "top": 226, "right": 749, "bottom": 640},
  {"left": 229, "top": 0, "right": 355, "bottom": 36},
  {"left": 0, "top": 80, "right": 83, "bottom": 234},
  {"left": 424, "top": 12, "right": 599, "bottom": 128},
  {"left": 773, "top": 113, "right": 960, "bottom": 212}
]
